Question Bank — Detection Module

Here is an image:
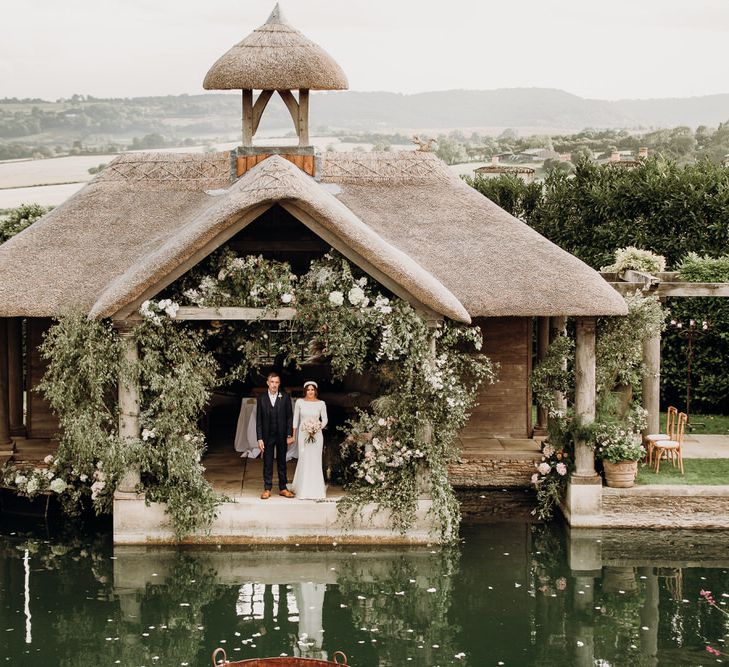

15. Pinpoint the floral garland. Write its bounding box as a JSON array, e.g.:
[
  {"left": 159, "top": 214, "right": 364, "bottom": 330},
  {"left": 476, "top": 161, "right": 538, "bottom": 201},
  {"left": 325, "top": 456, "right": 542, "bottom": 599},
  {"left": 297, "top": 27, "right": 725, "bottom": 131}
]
[{"left": 27, "top": 250, "right": 495, "bottom": 542}]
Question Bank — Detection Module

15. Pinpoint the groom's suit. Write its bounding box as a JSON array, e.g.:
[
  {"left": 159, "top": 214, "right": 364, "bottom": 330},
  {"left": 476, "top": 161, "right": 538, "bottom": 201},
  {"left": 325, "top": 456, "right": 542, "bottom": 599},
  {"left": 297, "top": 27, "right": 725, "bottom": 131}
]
[{"left": 256, "top": 391, "right": 294, "bottom": 490}]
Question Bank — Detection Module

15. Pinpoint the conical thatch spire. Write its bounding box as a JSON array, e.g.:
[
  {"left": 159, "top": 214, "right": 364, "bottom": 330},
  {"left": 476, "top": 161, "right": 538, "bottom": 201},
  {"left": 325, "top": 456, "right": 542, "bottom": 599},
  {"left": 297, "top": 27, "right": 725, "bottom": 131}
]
[{"left": 203, "top": 4, "right": 348, "bottom": 91}]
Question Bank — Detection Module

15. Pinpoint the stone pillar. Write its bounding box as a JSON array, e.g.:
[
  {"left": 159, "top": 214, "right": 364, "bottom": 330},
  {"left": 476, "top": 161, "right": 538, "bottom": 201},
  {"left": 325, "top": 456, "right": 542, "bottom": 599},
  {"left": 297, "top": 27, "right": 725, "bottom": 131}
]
[
  {"left": 0, "top": 319, "right": 12, "bottom": 448},
  {"left": 574, "top": 317, "right": 597, "bottom": 477},
  {"left": 117, "top": 326, "right": 140, "bottom": 492},
  {"left": 642, "top": 331, "right": 661, "bottom": 437},
  {"left": 534, "top": 317, "right": 550, "bottom": 434},
  {"left": 7, "top": 318, "right": 25, "bottom": 436},
  {"left": 565, "top": 317, "right": 601, "bottom": 524},
  {"left": 638, "top": 566, "right": 658, "bottom": 667},
  {"left": 572, "top": 575, "right": 596, "bottom": 667},
  {"left": 549, "top": 316, "right": 568, "bottom": 414}
]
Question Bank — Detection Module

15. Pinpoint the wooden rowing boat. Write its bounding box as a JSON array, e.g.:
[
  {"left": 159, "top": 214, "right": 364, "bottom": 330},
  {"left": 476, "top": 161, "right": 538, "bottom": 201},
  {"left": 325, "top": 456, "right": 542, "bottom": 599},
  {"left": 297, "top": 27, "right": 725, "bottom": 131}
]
[{"left": 211, "top": 649, "right": 348, "bottom": 666}]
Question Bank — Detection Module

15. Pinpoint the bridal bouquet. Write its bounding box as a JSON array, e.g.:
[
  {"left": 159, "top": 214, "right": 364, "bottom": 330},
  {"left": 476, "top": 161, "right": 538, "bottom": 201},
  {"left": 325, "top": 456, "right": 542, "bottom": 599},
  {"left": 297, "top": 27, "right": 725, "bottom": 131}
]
[{"left": 300, "top": 419, "right": 322, "bottom": 444}]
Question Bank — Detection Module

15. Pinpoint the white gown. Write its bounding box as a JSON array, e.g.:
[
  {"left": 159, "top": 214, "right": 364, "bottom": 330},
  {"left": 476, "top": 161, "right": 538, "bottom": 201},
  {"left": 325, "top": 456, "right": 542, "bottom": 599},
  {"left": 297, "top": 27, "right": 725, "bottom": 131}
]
[{"left": 291, "top": 399, "right": 328, "bottom": 499}]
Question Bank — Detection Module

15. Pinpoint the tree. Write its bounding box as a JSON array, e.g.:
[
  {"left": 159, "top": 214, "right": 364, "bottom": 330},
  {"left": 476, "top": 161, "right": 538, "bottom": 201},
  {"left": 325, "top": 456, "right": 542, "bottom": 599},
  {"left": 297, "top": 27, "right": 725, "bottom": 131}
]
[{"left": 0, "top": 203, "right": 52, "bottom": 244}]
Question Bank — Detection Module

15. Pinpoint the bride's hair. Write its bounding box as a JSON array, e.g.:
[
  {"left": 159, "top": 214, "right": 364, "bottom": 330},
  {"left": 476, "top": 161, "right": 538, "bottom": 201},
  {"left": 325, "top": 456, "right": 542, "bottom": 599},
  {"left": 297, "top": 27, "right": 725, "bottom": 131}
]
[{"left": 303, "top": 381, "right": 319, "bottom": 398}]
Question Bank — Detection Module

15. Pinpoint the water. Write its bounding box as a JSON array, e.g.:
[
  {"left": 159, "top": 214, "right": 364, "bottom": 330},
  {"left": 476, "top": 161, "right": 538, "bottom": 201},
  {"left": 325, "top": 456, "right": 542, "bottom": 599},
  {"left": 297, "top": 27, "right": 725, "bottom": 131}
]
[{"left": 1, "top": 498, "right": 729, "bottom": 666}]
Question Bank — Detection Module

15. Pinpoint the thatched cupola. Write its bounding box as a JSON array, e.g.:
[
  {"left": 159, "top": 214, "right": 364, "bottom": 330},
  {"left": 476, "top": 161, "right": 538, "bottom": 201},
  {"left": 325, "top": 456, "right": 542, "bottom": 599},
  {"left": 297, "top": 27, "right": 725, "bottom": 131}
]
[{"left": 203, "top": 3, "right": 348, "bottom": 159}]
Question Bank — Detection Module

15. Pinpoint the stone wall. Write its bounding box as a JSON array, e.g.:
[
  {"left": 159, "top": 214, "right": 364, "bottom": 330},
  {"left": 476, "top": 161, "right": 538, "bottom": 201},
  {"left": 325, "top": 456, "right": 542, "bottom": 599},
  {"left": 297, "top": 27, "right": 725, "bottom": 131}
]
[{"left": 448, "top": 458, "right": 537, "bottom": 489}]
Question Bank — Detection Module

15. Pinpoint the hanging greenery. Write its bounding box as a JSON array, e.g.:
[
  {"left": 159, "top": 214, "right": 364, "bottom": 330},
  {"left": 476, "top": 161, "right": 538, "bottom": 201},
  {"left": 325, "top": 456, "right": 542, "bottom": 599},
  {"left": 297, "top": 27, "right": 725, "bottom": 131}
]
[{"left": 32, "top": 250, "right": 494, "bottom": 542}]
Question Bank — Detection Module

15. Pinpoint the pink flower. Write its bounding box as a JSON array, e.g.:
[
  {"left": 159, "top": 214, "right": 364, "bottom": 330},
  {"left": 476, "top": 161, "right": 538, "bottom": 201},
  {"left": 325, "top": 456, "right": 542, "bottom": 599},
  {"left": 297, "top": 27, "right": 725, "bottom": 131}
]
[
  {"left": 556, "top": 577, "right": 567, "bottom": 590},
  {"left": 556, "top": 462, "right": 567, "bottom": 476},
  {"left": 700, "top": 589, "right": 717, "bottom": 606},
  {"left": 706, "top": 646, "right": 721, "bottom": 656},
  {"left": 530, "top": 473, "right": 539, "bottom": 484},
  {"left": 537, "top": 462, "right": 551, "bottom": 475}
]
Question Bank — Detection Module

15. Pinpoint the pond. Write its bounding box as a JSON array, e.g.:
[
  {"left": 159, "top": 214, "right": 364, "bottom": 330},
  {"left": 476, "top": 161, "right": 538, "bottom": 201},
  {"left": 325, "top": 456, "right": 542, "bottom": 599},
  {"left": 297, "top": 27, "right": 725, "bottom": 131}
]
[{"left": 1, "top": 494, "right": 728, "bottom": 666}]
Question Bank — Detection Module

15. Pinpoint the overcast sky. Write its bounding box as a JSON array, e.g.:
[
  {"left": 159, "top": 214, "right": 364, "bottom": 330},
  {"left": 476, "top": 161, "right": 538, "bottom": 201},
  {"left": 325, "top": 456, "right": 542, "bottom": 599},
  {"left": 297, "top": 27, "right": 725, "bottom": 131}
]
[{"left": 2, "top": 0, "right": 728, "bottom": 101}]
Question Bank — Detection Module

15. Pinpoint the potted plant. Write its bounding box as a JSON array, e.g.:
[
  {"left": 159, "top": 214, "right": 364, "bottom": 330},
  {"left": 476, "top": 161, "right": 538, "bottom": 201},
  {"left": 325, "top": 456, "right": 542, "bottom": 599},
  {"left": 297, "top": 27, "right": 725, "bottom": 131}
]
[{"left": 593, "top": 422, "right": 646, "bottom": 488}]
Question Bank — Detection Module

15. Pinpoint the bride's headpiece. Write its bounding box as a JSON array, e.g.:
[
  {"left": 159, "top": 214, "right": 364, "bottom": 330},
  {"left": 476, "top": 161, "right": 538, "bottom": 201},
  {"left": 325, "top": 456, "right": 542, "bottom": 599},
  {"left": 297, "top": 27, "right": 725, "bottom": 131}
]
[{"left": 303, "top": 380, "right": 318, "bottom": 389}]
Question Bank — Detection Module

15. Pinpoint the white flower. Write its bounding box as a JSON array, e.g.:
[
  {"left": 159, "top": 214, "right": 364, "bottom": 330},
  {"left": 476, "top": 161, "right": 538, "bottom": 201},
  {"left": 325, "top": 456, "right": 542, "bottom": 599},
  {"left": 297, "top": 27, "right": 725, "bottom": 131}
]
[
  {"left": 348, "top": 286, "right": 365, "bottom": 305},
  {"left": 141, "top": 428, "right": 156, "bottom": 441},
  {"left": 537, "top": 462, "right": 551, "bottom": 475},
  {"left": 531, "top": 473, "right": 539, "bottom": 484},
  {"left": 79, "top": 473, "right": 88, "bottom": 482},
  {"left": 281, "top": 293, "right": 293, "bottom": 304},
  {"left": 556, "top": 463, "right": 568, "bottom": 476},
  {"left": 357, "top": 277, "right": 368, "bottom": 287},
  {"left": 328, "top": 290, "right": 344, "bottom": 306},
  {"left": 377, "top": 418, "right": 387, "bottom": 427},
  {"left": 542, "top": 444, "right": 555, "bottom": 459},
  {"left": 44, "top": 454, "right": 54, "bottom": 464},
  {"left": 14, "top": 474, "right": 27, "bottom": 487},
  {"left": 50, "top": 478, "right": 67, "bottom": 494},
  {"left": 217, "top": 269, "right": 228, "bottom": 281},
  {"left": 44, "top": 469, "right": 54, "bottom": 480},
  {"left": 163, "top": 301, "right": 179, "bottom": 318},
  {"left": 26, "top": 478, "right": 39, "bottom": 494}
]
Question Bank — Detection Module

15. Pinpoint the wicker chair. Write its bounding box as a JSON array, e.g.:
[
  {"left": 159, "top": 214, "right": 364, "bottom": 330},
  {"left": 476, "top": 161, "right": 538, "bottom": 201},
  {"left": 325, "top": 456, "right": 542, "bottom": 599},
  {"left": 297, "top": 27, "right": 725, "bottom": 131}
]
[
  {"left": 654, "top": 411, "right": 687, "bottom": 474},
  {"left": 644, "top": 406, "right": 677, "bottom": 467}
]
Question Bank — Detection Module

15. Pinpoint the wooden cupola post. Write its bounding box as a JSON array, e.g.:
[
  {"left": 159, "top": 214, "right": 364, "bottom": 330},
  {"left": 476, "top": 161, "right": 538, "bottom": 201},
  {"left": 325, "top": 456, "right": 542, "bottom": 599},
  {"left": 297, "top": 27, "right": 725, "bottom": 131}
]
[{"left": 203, "top": 3, "right": 348, "bottom": 177}]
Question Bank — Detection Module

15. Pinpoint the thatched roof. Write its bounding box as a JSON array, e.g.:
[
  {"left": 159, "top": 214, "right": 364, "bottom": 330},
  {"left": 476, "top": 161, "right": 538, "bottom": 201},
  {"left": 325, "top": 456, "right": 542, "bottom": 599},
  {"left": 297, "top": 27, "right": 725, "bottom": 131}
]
[
  {"left": 0, "top": 150, "right": 627, "bottom": 321},
  {"left": 203, "top": 4, "right": 348, "bottom": 91}
]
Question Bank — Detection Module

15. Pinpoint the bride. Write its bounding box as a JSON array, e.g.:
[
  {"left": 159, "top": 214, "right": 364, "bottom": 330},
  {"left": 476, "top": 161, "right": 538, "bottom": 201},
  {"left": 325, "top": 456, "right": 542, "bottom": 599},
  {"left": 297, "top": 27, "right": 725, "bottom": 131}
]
[{"left": 291, "top": 381, "right": 328, "bottom": 499}]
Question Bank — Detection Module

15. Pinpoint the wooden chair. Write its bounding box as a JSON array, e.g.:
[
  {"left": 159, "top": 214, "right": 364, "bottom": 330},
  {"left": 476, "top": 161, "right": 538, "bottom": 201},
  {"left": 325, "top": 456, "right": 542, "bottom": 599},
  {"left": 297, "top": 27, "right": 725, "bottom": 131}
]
[
  {"left": 644, "top": 406, "right": 677, "bottom": 467},
  {"left": 654, "top": 411, "right": 687, "bottom": 474}
]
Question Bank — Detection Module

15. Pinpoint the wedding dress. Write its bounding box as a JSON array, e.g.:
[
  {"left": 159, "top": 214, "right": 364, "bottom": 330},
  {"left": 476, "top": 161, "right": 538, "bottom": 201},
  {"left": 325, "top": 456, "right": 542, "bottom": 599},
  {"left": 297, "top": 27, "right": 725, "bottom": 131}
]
[{"left": 291, "top": 399, "right": 328, "bottom": 499}]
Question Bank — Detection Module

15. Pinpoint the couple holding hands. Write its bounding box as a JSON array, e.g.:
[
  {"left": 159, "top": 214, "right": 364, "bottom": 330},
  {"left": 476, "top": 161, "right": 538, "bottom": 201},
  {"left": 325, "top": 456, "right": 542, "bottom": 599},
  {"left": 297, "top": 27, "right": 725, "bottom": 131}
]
[{"left": 255, "top": 372, "right": 328, "bottom": 500}]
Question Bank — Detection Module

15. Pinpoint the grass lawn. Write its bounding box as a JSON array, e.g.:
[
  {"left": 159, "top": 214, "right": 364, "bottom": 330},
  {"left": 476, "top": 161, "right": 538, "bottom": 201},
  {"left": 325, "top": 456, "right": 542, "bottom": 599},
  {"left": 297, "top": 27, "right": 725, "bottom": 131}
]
[
  {"left": 659, "top": 412, "right": 729, "bottom": 435},
  {"left": 636, "top": 458, "right": 729, "bottom": 485}
]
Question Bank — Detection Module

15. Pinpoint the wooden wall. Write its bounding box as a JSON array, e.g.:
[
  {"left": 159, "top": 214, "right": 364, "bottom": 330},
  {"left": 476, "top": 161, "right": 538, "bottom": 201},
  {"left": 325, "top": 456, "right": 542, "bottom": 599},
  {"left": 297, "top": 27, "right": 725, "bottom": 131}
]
[
  {"left": 26, "top": 318, "right": 59, "bottom": 439},
  {"left": 462, "top": 317, "right": 532, "bottom": 438}
]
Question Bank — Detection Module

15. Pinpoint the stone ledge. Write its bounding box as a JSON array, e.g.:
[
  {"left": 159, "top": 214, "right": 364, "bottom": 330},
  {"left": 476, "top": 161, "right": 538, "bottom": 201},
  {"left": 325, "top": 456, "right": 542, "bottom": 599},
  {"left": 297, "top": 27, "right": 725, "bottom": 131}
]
[{"left": 604, "top": 484, "right": 729, "bottom": 496}]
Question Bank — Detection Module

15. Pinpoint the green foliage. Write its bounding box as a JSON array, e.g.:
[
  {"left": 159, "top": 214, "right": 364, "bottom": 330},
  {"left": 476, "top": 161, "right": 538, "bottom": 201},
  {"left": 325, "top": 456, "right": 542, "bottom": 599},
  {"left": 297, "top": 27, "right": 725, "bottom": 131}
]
[
  {"left": 637, "top": 458, "right": 729, "bottom": 485},
  {"left": 530, "top": 438, "right": 571, "bottom": 521},
  {"left": 37, "top": 312, "right": 121, "bottom": 515},
  {"left": 530, "top": 334, "right": 573, "bottom": 417},
  {"left": 37, "top": 310, "right": 221, "bottom": 538},
  {"left": 463, "top": 173, "right": 542, "bottom": 220},
  {"left": 132, "top": 311, "right": 221, "bottom": 538},
  {"left": 601, "top": 246, "right": 666, "bottom": 274},
  {"left": 0, "top": 203, "right": 51, "bottom": 243},
  {"left": 662, "top": 253, "right": 729, "bottom": 412}
]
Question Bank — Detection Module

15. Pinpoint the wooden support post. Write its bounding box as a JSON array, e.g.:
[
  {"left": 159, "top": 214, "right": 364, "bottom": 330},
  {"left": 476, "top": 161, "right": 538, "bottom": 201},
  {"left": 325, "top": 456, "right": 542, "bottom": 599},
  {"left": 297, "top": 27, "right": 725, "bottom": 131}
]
[
  {"left": 549, "top": 316, "right": 568, "bottom": 414},
  {"left": 298, "top": 89, "right": 310, "bottom": 146},
  {"left": 642, "top": 329, "right": 661, "bottom": 437},
  {"left": 0, "top": 319, "right": 12, "bottom": 447},
  {"left": 574, "top": 317, "right": 597, "bottom": 478},
  {"left": 7, "top": 318, "right": 25, "bottom": 436},
  {"left": 241, "top": 89, "right": 254, "bottom": 146},
  {"left": 117, "top": 326, "right": 141, "bottom": 492},
  {"left": 534, "top": 316, "right": 550, "bottom": 433}
]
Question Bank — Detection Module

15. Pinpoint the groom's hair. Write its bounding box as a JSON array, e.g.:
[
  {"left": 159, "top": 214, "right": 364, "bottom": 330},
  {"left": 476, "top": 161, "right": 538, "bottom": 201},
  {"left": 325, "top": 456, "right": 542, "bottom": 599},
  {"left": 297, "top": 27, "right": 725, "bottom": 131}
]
[{"left": 266, "top": 371, "right": 281, "bottom": 381}]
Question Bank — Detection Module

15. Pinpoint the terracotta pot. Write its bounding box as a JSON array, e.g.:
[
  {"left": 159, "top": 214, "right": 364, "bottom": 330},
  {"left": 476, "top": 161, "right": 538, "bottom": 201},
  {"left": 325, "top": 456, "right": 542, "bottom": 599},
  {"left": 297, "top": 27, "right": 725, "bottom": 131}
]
[{"left": 603, "top": 459, "right": 638, "bottom": 488}]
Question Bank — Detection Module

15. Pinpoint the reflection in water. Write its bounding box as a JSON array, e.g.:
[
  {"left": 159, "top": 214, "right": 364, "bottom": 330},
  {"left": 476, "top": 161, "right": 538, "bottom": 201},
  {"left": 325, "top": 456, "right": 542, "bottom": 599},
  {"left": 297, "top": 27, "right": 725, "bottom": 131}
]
[{"left": 1, "top": 520, "right": 729, "bottom": 665}]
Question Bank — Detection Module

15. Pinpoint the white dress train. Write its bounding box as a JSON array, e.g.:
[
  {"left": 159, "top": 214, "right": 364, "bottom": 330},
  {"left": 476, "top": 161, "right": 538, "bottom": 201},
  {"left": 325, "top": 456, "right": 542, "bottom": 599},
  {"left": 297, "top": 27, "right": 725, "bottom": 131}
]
[{"left": 291, "top": 399, "right": 328, "bottom": 499}]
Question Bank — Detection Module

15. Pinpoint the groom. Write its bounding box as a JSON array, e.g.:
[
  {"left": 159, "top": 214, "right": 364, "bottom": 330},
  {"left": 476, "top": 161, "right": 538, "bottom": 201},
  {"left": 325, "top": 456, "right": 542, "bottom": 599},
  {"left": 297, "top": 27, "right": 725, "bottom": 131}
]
[{"left": 256, "top": 372, "right": 295, "bottom": 499}]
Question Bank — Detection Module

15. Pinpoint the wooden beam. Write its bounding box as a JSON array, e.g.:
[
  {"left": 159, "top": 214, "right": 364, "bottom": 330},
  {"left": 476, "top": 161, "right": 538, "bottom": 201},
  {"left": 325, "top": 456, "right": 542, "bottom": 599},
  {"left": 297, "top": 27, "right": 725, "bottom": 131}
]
[
  {"left": 277, "top": 90, "right": 300, "bottom": 136},
  {"left": 655, "top": 283, "right": 729, "bottom": 297},
  {"left": 620, "top": 269, "right": 659, "bottom": 286},
  {"left": 251, "top": 90, "right": 274, "bottom": 135},
  {"left": 535, "top": 317, "right": 549, "bottom": 432},
  {"left": 298, "top": 89, "right": 310, "bottom": 146},
  {"left": 0, "top": 319, "right": 11, "bottom": 447},
  {"left": 606, "top": 282, "right": 649, "bottom": 295},
  {"left": 242, "top": 90, "right": 254, "bottom": 146},
  {"left": 7, "top": 317, "right": 24, "bottom": 436},
  {"left": 173, "top": 307, "right": 296, "bottom": 321}
]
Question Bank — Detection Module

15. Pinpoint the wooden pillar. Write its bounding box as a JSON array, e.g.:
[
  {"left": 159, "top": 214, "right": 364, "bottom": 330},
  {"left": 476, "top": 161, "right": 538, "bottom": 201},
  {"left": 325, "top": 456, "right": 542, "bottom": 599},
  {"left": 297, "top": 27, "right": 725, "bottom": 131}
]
[
  {"left": 7, "top": 318, "right": 25, "bottom": 436},
  {"left": 549, "top": 316, "right": 568, "bottom": 413},
  {"left": 535, "top": 317, "right": 550, "bottom": 432},
  {"left": 117, "top": 326, "right": 140, "bottom": 492},
  {"left": 574, "top": 317, "right": 597, "bottom": 478},
  {"left": 0, "top": 319, "right": 12, "bottom": 447},
  {"left": 298, "top": 89, "right": 310, "bottom": 146},
  {"left": 241, "top": 89, "right": 254, "bottom": 146},
  {"left": 642, "top": 330, "right": 661, "bottom": 437}
]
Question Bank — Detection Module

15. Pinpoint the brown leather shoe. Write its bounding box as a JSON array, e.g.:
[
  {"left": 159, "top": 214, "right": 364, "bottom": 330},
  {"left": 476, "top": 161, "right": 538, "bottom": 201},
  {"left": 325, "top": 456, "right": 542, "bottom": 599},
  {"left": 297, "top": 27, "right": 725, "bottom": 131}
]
[
  {"left": 260, "top": 489, "right": 271, "bottom": 500},
  {"left": 279, "top": 489, "right": 295, "bottom": 498}
]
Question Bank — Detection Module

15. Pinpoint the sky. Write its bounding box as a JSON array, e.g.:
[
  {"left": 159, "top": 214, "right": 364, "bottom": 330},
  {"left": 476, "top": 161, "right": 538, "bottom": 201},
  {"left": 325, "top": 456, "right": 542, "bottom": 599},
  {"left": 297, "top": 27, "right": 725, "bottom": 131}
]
[{"left": 2, "top": 0, "right": 728, "bottom": 101}]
